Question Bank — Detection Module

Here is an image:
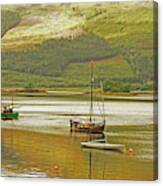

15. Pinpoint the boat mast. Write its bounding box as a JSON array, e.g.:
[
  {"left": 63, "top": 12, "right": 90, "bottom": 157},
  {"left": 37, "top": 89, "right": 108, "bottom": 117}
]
[
  {"left": 11, "top": 90, "right": 14, "bottom": 109},
  {"left": 90, "top": 61, "right": 94, "bottom": 122},
  {"left": 100, "top": 81, "right": 106, "bottom": 123}
]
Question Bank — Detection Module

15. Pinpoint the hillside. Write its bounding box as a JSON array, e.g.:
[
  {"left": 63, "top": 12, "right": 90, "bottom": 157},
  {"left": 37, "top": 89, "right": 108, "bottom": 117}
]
[
  {"left": 1, "top": 9, "right": 21, "bottom": 37},
  {"left": 2, "top": 34, "right": 118, "bottom": 76},
  {"left": 82, "top": 2, "right": 156, "bottom": 84},
  {"left": 1, "top": 2, "right": 157, "bottom": 92}
]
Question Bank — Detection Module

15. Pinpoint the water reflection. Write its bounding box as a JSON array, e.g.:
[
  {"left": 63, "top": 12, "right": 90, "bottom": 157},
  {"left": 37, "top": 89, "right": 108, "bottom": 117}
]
[
  {"left": 2, "top": 128, "right": 154, "bottom": 180},
  {"left": 1, "top": 97, "right": 155, "bottom": 180}
]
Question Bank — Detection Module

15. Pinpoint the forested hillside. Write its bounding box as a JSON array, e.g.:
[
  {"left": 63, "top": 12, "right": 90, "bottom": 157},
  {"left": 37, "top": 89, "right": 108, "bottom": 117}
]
[{"left": 1, "top": 2, "right": 157, "bottom": 92}]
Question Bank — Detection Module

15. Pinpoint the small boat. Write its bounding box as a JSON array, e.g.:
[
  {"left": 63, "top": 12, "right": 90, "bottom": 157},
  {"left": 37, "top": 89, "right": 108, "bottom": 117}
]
[
  {"left": 1, "top": 95, "right": 19, "bottom": 120},
  {"left": 70, "top": 120, "right": 105, "bottom": 133},
  {"left": 70, "top": 62, "right": 105, "bottom": 134},
  {"left": 1, "top": 111, "right": 19, "bottom": 120},
  {"left": 81, "top": 140, "right": 125, "bottom": 152}
]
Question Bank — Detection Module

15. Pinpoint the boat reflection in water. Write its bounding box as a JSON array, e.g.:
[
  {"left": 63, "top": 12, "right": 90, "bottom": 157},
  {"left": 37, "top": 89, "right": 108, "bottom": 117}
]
[{"left": 2, "top": 128, "right": 154, "bottom": 180}]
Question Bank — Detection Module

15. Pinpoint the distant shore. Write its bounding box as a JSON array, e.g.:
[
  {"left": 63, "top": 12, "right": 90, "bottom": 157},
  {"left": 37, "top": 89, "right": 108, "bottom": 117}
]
[{"left": 2, "top": 88, "right": 157, "bottom": 102}]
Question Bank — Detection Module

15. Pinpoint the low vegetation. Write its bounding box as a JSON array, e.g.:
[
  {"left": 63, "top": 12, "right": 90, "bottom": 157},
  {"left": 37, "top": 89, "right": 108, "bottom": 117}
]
[{"left": 1, "top": 9, "right": 21, "bottom": 37}]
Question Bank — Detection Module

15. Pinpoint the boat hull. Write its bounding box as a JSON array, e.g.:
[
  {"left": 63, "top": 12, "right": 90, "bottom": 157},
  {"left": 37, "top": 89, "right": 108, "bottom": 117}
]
[
  {"left": 70, "top": 120, "right": 105, "bottom": 134},
  {"left": 1, "top": 112, "right": 19, "bottom": 120},
  {"left": 81, "top": 141, "right": 125, "bottom": 152}
]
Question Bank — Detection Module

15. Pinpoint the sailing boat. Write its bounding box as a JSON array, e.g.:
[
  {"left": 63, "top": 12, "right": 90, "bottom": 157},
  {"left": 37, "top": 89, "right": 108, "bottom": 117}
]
[
  {"left": 70, "top": 62, "right": 105, "bottom": 134},
  {"left": 1, "top": 94, "right": 19, "bottom": 120}
]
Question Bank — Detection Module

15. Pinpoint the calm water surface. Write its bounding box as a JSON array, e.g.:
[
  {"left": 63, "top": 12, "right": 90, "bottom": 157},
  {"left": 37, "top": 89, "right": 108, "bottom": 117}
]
[{"left": 1, "top": 97, "right": 156, "bottom": 180}]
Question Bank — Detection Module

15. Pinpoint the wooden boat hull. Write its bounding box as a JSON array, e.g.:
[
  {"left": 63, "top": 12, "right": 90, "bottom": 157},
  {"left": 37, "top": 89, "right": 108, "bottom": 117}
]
[
  {"left": 1, "top": 112, "right": 19, "bottom": 120},
  {"left": 70, "top": 120, "right": 105, "bottom": 134},
  {"left": 69, "top": 62, "right": 106, "bottom": 134}
]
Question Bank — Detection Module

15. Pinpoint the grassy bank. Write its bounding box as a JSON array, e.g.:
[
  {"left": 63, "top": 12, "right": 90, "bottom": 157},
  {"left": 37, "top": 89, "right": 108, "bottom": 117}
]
[{"left": 2, "top": 89, "right": 156, "bottom": 102}]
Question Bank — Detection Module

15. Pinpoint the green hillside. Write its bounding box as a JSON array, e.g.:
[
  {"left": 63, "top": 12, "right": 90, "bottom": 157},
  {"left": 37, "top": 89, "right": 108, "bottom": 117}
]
[
  {"left": 2, "top": 35, "right": 134, "bottom": 89},
  {"left": 2, "top": 70, "right": 61, "bottom": 88},
  {"left": 2, "top": 56, "right": 133, "bottom": 89},
  {"left": 2, "top": 34, "right": 117, "bottom": 76},
  {"left": 1, "top": 9, "right": 21, "bottom": 37},
  {"left": 1, "top": 2, "right": 157, "bottom": 92},
  {"left": 83, "top": 2, "right": 155, "bottom": 83}
]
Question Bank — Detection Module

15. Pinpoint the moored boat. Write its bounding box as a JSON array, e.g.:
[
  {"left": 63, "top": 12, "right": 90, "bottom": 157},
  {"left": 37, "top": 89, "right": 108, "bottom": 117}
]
[
  {"left": 81, "top": 140, "right": 125, "bottom": 152},
  {"left": 1, "top": 95, "right": 19, "bottom": 120},
  {"left": 1, "top": 112, "right": 19, "bottom": 120},
  {"left": 70, "top": 120, "right": 105, "bottom": 134},
  {"left": 70, "top": 62, "right": 106, "bottom": 134}
]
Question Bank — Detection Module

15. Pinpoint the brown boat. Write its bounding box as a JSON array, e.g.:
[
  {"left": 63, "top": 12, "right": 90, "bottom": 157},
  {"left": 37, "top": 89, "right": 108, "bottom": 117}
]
[
  {"left": 70, "top": 62, "right": 106, "bottom": 134},
  {"left": 70, "top": 120, "right": 105, "bottom": 133}
]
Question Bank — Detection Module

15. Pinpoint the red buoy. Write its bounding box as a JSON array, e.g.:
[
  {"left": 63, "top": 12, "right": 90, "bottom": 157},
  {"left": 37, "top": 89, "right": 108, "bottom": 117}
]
[
  {"left": 53, "top": 165, "right": 59, "bottom": 171},
  {"left": 128, "top": 148, "right": 133, "bottom": 156}
]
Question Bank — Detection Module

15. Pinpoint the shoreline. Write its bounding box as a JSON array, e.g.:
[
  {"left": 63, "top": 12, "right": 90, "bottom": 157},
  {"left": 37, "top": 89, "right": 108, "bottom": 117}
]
[
  {"left": 1, "top": 123, "right": 155, "bottom": 137},
  {"left": 2, "top": 90, "right": 157, "bottom": 102}
]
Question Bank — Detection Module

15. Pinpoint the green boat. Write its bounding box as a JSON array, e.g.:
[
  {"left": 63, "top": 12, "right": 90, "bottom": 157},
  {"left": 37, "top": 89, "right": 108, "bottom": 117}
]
[
  {"left": 1, "top": 112, "right": 19, "bottom": 120},
  {"left": 1, "top": 95, "right": 19, "bottom": 120}
]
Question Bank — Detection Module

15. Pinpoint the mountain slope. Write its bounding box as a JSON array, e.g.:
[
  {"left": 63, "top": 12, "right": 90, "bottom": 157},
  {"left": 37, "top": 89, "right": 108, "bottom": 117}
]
[
  {"left": 2, "top": 34, "right": 118, "bottom": 76},
  {"left": 1, "top": 2, "right": 156, "bottom": 92},
  {"left": 1, "top": 9, "right": 21, "bottom": 37}
]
